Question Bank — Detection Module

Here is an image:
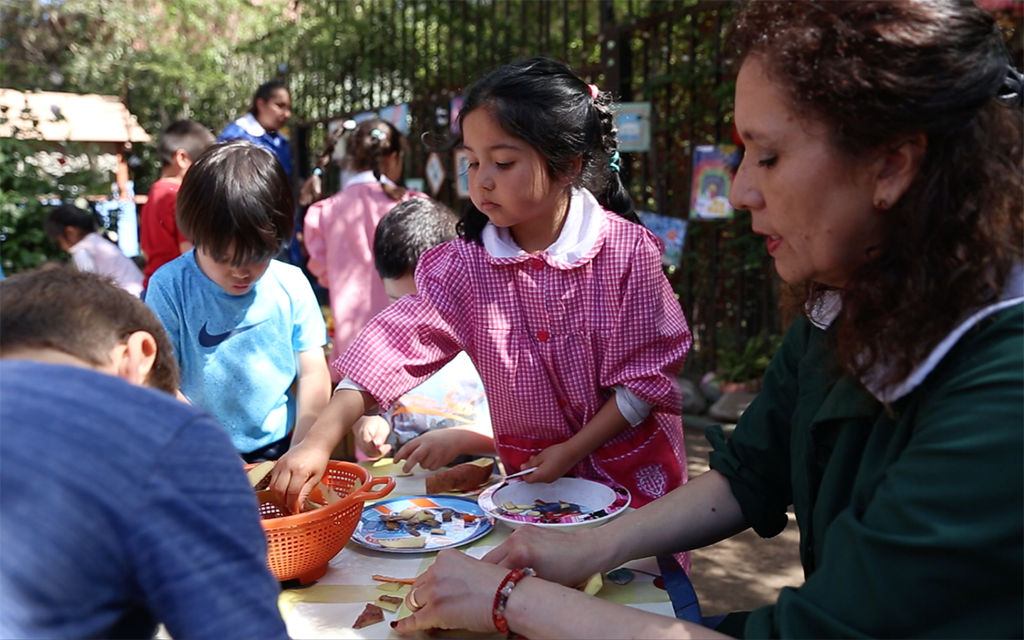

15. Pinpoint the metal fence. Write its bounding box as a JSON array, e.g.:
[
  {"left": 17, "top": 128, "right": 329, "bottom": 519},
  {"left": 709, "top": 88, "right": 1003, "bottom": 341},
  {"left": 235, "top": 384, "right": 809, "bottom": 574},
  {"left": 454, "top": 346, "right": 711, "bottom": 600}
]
[{"left": 283, "top": 0, "right": 780, "bottom": 377}]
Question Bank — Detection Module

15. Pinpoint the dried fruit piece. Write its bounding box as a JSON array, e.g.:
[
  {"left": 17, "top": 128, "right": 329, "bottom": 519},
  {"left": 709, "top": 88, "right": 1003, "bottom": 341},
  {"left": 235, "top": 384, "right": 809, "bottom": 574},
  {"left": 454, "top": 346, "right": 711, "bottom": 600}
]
[
  {"left": 376, "top": 595, "right": 404, "bottom": 612},
  {"left": 379, "top": 537, "right": 426, "bottom": 549},
  {"left": 372, "top": 574, "right": 416, "bottom": 585},
  {"left": 580, "top": 572, "right": 604, "bottom": 596},
  {"left": 247, "top": 461, "right": 276, "bottom": 489},
  {"left": 425, "top": 459, "right": 495, "bottom": 494},
  {"left": 353, "top": 603, "right": 384, "bottom": 628}
]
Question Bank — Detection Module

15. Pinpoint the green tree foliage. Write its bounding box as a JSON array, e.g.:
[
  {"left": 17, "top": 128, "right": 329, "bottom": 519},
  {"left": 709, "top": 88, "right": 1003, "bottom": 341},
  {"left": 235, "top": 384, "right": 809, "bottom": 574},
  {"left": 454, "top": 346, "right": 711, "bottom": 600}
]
[{"left": 1, "top": 0, "right": 294, "bottom": 192}]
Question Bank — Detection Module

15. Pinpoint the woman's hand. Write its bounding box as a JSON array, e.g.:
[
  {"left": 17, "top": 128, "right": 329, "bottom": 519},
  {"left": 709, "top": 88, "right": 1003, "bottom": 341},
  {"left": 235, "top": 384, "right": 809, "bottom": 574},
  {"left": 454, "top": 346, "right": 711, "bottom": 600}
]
[
  {"left": 481, "top": 524, "right": 610, "bottom": 588},
  {"left": 393, "top": 549, "right": 505, "bottom": 635},
  {"left": 523, "top": 441, "right": 581, "bottom": 483},
  {"left": 353, "top": 416, "right": 392, "bottom": 458},
  {"left": 269, "top": 440, "right": 330, "bottom": 514},
  {"left": 393, "top": 429, "right": 471, "bottom": 472}
]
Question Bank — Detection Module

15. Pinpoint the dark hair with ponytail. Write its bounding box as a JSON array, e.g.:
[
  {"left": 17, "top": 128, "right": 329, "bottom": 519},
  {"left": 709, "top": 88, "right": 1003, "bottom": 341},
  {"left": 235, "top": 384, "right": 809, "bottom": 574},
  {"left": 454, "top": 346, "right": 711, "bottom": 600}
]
[
  {"left": 345, "top": 118, "right": 408, "bottom": 201},
  {"left": 444, "top": 56, "right": 638, "bottom": 244},
  {"left": 298, "top": 122, "right": 351, "bottom": 206}
]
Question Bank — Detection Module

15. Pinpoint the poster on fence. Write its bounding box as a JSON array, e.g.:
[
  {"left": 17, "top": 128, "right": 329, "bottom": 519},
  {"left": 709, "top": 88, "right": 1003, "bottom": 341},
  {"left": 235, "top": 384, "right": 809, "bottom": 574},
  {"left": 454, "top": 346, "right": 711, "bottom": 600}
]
[
  {"left": 450, "top": 96, "right": 465, "bottom": 133},
  {"left": 379, "top": 103, "right": 410, "bottom": 135},
  {"left": 638, "top": 211, "right": 688, "bottom": 268},
  {"left": 689, "top": 144, "right": 741, "bottom": 220},
  {"left": 613, "top": 102, "right": 651, "bottom": 152}
]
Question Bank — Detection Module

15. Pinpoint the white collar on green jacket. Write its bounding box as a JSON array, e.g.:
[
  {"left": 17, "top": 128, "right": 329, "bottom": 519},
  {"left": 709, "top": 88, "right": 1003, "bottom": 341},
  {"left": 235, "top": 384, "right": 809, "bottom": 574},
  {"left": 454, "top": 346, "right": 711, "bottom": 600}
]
[{"left": 808, "top": 264, "right": 1023, "bottom": 403}]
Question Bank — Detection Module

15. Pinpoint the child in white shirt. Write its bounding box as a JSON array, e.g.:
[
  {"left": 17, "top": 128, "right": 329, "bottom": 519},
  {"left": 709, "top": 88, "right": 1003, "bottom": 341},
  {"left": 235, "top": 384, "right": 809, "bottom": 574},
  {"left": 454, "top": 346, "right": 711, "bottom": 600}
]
[{"left": 45, "top": 204, "right": 144, "bottom": 297}]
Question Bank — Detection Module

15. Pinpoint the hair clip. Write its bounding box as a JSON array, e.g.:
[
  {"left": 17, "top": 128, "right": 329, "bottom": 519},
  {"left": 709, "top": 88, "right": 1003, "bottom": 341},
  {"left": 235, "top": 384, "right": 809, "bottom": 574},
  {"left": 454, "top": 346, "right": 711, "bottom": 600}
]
[
  {"left": 608, "top": 150, "right": 622, "bottom": 173},
  {"left": 370, "top": 128, "right": 388, "bottom": 141},
  {"left": 588, "top": 83, "right": 600, "bottom": 100},
  {"left": 997, "top": 64, "right": 1023, "bottom": 109}
]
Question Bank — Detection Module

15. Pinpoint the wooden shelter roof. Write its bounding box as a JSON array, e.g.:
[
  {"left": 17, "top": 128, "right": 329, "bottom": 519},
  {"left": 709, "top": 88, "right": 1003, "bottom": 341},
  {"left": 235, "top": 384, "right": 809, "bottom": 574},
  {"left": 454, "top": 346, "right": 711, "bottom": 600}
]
[{"left": 0, "top": 89, "right": 150, "bottom": 144}]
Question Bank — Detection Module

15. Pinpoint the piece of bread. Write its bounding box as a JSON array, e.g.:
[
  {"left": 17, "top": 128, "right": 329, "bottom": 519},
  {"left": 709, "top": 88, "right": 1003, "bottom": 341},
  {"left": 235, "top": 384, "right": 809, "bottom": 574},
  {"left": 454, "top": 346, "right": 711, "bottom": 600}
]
[{"left": 424, "top": 459, "right": 495, "bottom": 494}]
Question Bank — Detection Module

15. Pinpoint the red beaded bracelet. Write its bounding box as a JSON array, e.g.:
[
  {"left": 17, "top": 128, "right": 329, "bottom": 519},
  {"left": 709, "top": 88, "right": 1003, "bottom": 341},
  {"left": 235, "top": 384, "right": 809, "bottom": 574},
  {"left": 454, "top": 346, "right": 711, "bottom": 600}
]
[{"left": 492, "top": 567, "right": 536, "bottom": 637}]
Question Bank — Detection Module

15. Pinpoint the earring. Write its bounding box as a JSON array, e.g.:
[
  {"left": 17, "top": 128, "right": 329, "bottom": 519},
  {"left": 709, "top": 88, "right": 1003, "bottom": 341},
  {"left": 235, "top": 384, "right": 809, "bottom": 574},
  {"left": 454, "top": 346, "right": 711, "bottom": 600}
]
[{"left": 875, "top": 198, "right": 889, "bottom": 211}]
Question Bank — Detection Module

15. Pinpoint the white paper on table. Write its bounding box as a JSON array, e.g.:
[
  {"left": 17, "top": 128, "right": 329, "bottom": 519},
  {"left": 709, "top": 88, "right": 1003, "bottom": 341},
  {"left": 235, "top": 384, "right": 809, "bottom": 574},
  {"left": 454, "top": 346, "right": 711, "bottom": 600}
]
[
  {"left": 319, "top": 546, "right": 428, "bottom": 586},
  {"left": 463, "top": 545, "right": 495, "bottom": 560},
  {"left": 286, "top": 602, "right": 398, "bottom": 640}
]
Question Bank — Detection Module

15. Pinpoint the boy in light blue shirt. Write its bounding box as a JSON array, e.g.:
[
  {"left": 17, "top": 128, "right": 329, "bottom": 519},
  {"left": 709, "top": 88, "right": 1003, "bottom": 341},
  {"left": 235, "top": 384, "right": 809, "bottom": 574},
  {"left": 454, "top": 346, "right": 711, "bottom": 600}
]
[{"left": 146, "top": 140, "right": 331, "bottom": 461}]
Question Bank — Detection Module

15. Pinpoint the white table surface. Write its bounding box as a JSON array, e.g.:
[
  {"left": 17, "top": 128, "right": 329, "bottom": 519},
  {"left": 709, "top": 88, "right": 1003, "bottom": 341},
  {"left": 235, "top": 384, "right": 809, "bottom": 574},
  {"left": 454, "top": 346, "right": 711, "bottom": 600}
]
[{"left": 278, "top": 459, "right": 674, "bottom": 639}]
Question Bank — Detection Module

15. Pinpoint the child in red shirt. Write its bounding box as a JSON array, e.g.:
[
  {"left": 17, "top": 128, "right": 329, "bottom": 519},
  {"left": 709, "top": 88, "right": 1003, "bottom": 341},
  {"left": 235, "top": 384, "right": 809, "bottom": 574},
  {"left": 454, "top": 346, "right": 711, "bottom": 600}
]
[{"left": 141, "top": 121, "right": 215, "bottom": 287}]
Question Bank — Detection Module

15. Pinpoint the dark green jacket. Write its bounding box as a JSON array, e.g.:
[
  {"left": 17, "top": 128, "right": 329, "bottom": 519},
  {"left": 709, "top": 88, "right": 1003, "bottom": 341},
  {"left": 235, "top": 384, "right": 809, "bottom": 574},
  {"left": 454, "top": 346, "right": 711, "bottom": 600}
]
[{"left": 709, "top": 304, "right": 1023, "bottom": 638}]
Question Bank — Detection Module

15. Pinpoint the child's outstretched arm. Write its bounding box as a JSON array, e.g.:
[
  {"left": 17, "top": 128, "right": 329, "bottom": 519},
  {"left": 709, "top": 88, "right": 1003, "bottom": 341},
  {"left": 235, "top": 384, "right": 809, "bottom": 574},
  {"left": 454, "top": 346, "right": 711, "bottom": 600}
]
[
  {"left": 292, "top": 348, "right": 332, "bottom": 443},
  {"left": 270, "top": 387, "right": 376, "bottom": 512},
  {"left": 523, "top": 398, "right": 629, "bottom": 484},
  {"left": 393, "top": 423, "right": 496, "bottom": 472}
]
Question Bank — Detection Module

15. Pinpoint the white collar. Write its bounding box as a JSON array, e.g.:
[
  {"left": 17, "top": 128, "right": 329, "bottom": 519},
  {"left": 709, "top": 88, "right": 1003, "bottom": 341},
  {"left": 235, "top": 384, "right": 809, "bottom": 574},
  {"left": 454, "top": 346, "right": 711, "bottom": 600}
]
[
  {"left": 346, "top": 170, "right": 397, "bottom": 187},
  {"left": 480, "top": 188, "right": 603, "bottom": 265},
  {"left": 809, "top": 265, "right": 1024, "bottom": 402},
  {"left": 236, "top": 113, "right": 267, "bottom": 137},
  {"left": 67, "top": 232, "right": 99, "bottom": 254}
]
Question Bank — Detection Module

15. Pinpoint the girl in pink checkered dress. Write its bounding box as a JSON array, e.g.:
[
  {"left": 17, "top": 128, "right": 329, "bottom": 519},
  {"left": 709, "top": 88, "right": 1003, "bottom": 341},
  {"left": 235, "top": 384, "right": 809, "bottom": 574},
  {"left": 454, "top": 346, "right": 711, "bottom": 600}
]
[{"left": 273, "top": 57, "right": 693, "bottom": 513}]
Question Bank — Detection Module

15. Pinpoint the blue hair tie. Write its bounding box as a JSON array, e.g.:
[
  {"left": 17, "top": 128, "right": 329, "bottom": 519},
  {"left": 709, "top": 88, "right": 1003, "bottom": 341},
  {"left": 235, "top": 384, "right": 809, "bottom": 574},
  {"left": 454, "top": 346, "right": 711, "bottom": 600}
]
[
  {"left": 312, "top": 167, "right": 323, "bottom": 177},
  {"left": 370, "top": 129, "right": 387, "bottom": 142},
  {"left": 609, "top": 151, "right": 622, "bottom": 173}
]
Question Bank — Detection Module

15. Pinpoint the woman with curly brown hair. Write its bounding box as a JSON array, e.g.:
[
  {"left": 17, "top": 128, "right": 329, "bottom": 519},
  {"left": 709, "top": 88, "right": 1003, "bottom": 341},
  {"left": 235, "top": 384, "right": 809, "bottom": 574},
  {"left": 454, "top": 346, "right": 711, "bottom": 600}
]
[{"left": 388, "top": 2, "right": 1023, "bottom": 638}]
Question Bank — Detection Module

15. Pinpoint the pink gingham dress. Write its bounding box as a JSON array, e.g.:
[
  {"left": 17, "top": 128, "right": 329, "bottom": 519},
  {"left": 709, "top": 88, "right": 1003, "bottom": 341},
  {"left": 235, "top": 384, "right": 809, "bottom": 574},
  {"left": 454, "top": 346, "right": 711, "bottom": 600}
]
[
  {"left": 338, "top": 190, "right": 692, "bottom": 507},
  {"left": 304, "top": 173, "right": 426, "bottom": 373}
]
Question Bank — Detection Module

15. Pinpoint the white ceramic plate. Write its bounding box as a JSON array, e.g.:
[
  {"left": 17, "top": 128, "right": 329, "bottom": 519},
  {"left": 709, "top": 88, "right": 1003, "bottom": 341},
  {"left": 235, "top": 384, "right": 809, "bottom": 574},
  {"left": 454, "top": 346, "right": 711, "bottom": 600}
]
[{"left": 477, "top": 477, "right": 631, "bottom": 530}]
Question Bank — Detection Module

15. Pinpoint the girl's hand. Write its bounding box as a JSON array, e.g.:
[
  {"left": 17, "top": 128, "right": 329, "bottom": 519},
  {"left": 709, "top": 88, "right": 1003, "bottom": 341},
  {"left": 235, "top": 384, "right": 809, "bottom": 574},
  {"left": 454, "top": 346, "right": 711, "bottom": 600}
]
[
  {"left": 392, "top": 550, "right": 505, "bottom": 635},
  {"left": 269, "top": 441, "right": 329, "bottom": 514},
  {"left": 481, "top": 525, "right": 607, "bottom": 588},
  {"left": 523, "top": 441, "right": 581, "bottom": 484},
  {"left": 393, "top": 429, "right": 471, "bottom": 472},
  {"left": 353, "top": 416, "right": 392, "bottom": 458}
]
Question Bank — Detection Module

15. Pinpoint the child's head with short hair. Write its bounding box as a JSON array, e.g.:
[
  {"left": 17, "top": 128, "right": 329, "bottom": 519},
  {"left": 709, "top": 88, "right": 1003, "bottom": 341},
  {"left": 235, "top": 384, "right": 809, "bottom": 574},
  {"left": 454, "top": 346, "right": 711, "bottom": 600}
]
[
  {"left": 158, "top": 120, "right": 215, "bottom": 177},
  {"left": 452, "top": 56, "right": 638, "bottom": 243},
  {"left": 0, "top": 269, "right": 179, "bottom": 393},
  {"left": 373, "top": 197, "right": 458, "bottom": 302},
  {"left": 176, "top": 139, "right": 294, "bottom": 295},
  {"left": 44, "top": 204, "right": 99, "bottom": 252}
]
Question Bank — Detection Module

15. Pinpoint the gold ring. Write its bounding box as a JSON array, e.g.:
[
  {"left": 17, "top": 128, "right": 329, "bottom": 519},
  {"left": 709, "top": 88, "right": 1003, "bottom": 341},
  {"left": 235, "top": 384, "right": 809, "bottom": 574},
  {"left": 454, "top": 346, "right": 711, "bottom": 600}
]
[{"left": 408, "top": 588, "right": 422, "bottom": 611}]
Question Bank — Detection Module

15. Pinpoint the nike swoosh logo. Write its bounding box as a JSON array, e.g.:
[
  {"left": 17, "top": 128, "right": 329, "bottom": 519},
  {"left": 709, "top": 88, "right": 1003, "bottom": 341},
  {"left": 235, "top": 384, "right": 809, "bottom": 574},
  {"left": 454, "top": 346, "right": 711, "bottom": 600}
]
[{"left": 198, "top": 321, "right": 266, "bottom": 347}]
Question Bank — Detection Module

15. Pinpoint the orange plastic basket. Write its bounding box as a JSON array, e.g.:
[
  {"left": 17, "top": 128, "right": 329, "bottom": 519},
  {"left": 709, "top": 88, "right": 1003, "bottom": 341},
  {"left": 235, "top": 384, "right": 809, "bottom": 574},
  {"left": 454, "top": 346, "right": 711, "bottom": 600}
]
[{"left": 245, "top": 460, "right": 394, "bottom": 585}]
